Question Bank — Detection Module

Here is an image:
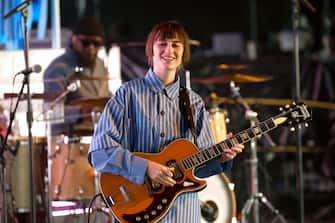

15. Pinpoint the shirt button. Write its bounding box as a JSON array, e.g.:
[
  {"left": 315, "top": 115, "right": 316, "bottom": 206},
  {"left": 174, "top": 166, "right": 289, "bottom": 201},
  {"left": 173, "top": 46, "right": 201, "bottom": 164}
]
[
  {"left": 160, "top": 110, "right": 165, "bottom": 116},
  {"left": 160, "top": 132, "right": 165, "bottom": 137}
]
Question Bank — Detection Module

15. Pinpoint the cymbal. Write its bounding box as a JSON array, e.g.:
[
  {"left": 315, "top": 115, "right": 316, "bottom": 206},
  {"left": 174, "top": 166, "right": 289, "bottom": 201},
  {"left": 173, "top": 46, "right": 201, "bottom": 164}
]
[
  {"left": 216, "top": 97, "right": 335, "bottom": 110},
  {"left": 258, "top": 146, "right": 321, "bottom": 153},
  {"left": 192, "top": 73, "right": 272, "bottom": 84},
  {"left": 70, "top": 97, "right": 110, "bottom": 110},
  {"left": 218, "top": 64, "right": 248, "bottom": 70},
  {"left": 44, "top": 72, "right": 115, "bottom": 82},
  {"left": 4, "top": 92, "right": 61, "bottom": 101}
]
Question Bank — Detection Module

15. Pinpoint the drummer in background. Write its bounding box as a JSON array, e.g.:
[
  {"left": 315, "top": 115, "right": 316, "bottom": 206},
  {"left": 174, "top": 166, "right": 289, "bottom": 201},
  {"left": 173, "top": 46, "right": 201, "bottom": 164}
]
[{"left": 43, "top": 16, "right": 112, "bottom": 136}]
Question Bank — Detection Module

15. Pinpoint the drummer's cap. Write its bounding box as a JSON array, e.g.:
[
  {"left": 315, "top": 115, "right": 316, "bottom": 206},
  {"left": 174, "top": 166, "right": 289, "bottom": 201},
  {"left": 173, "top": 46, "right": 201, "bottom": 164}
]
[{"left": 73, "top": 16, "right": 104, "bottom": 39}]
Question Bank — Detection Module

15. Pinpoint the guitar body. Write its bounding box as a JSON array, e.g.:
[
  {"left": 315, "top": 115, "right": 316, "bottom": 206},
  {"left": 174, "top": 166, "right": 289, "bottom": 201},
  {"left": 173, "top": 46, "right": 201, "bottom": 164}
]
[{"left": 99, "top": 139, "right": 207, "bottom": 223}]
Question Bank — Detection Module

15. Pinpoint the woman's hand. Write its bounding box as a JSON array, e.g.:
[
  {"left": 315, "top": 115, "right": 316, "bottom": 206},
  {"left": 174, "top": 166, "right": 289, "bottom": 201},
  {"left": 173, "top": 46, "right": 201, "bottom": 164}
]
[
  {"left": 146, "top": 161, "right": 176, "bottom": 187},
  {"left": 220, "top": 132, "right": 244, "bottom": 162}
]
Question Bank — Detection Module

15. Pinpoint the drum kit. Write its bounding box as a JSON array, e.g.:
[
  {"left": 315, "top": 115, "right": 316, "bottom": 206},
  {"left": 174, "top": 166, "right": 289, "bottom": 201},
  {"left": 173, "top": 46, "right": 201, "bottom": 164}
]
[{"left": 0, "top": 73, "right": 113, "bottom": 223}]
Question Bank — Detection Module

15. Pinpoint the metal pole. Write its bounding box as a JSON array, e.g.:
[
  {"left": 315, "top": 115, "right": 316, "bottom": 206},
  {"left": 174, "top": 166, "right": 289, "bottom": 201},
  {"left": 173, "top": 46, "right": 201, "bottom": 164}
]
[
  {"left": 292, "top": 1, "right": 304, "bottom": 223},
  {"left": 46, "top": 110, "right": 53, "bottom": 223},
  {"left": 248, "top": 115, "right": 260, "bottom": 223},
  {"left": 51, "top": 0, "right": 61, "bottom": 48},
  {"left": 22, "top": 9, "right": 37, "bottom": 223},
  {"left": 247, "top": 0, "right": 258, "bottom": 60}
]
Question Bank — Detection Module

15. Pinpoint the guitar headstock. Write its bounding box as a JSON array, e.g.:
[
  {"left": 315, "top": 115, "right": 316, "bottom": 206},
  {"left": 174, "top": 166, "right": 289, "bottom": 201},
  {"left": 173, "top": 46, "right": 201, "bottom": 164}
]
[{"left": 273, "top": 101, "right": 312, "bottom": 128}]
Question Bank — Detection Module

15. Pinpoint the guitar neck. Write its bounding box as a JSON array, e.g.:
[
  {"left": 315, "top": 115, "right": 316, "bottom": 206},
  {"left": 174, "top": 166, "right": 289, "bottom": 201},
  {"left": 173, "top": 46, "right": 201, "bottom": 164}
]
[{"left": 181, "top": 117, "right": 279, "bottom": 170}]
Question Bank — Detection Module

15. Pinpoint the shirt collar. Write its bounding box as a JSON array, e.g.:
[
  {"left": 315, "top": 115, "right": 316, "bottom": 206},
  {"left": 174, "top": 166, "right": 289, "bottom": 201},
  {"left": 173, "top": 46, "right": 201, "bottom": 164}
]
[{"left": 144, "top": 68, "right": 180, "bottom": 99}]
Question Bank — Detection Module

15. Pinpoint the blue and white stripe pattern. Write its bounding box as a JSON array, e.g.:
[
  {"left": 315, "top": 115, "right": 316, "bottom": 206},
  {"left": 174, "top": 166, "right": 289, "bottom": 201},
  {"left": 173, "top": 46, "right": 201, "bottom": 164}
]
[{"left": 88, "top": 68, "right": 232, "bottom": 222}]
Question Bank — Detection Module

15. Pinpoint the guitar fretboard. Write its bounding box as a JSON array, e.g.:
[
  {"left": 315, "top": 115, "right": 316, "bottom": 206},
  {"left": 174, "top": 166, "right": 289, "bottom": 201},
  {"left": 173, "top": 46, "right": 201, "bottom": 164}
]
[{"left": 181, "top": 118, "right": 277, "bottom": 170}]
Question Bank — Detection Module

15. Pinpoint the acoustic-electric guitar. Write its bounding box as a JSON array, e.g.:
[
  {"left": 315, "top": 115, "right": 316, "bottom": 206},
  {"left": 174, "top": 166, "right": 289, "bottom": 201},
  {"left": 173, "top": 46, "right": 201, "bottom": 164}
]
[{"left": 99, "top": 102, "right": 311, "bottom": 223}]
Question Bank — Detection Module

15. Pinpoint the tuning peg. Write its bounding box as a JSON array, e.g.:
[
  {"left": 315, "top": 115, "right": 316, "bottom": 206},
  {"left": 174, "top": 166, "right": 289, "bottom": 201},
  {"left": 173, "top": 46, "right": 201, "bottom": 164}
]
[
  {"left": 292, "top": 101, "right": 296, "bottom": 106},
  {"left": 304, "top": 123, "right": 309, "bottom": 128},
  {"left": 285, "top": 104, "right": 290, "bottom": 109},
  {"left": 279, "top": 107, "right": 283, "bottom": 111},
  {"left": 290, "top": 127, "right": 295, "bottom": 132}
]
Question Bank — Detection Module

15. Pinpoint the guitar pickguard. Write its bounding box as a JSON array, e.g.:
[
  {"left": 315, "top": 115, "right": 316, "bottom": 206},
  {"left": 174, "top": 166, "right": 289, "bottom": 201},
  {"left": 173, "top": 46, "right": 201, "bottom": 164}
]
[{"left": 123, "top": 179, "right": 202, "bottom": 223}]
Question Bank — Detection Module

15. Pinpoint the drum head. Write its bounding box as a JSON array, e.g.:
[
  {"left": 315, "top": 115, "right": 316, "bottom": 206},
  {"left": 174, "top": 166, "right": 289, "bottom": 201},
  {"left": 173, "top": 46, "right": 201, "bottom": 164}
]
[{"left": 199, "top": 173, "right": 236, "bottom": 223}]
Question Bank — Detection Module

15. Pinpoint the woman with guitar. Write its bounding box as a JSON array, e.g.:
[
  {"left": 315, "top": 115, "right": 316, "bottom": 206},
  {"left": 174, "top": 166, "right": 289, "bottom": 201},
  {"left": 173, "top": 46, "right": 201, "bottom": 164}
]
[{"left": 88, "top": 21, "right": 243, "bottom": 223}]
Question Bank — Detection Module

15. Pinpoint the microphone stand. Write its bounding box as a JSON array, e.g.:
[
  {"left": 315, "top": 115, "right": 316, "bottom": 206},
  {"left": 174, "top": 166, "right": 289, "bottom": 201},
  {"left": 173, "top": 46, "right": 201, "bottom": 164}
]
[
  {"left": 230, "top": 81, "right": 286, "bottom": 223},
  {"left": 4, "top": 1, "right": 36, "bottom": 222},
  {"left": 292, "top": 2, "right": 315, "bottom": 222},
  {"left": 0, "top": 78, "right": 28, "bottom": 223},
  {"left": 35, "top": 80, "right": 80, "bottom": 223}
]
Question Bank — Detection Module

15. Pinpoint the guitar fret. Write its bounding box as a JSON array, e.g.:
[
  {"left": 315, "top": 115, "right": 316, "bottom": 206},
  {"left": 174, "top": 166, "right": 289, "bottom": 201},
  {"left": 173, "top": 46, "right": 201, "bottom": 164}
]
[
  {"left": 218, "top": 143, "right": 225, "bottom": 153},
  {"left": 231, "top": 137, "right": 239, "bottom": 145},
  {"left": 183, "top": 159, "right": 188, "bottom": 169},
  {"left": 241, "top": 131, "right": 249, "bottom": 141},
  {"left": 252, "top": 126, "right": 262, "bottom": 135},
  {"left": 214, "top": 145, "right": 220, "bottom": 154},
  {"left": 225, "top": 140, "right": 233, "bottom": 148},
  {"left": 235, "top": 134, "right": 243, "bottom": 143},
  {"left": 191, "top": 154, "right": 199, "bottom": 166},
  {"left": 185, "top": 158, "right": 192, "bottom": 168},
  {"left": 247, "top": 129, "right": 255, "bottom": 138},
  {"left": 216, "top": 144, "right": 223, "bottom": 153},
  {"left": 209, "top": 148, "right": 216, "bottom": 157},
  {"left": 192, "top": 155, "right": 200, "bottom": 165},
  {"left": 214, "top": 144, "right": 223, "bottom": 155},
  {"left": 259, "top": 122, "right": 268, "bottom": 132},
  {"left": 204, "top": 150, "right": 211, "bottom": 159},
  {"left": 265, "top": 119, "right": 275, "bottom": 128},
  {"left": 198, "top": 152, "right": 205, "bottom": 162}
]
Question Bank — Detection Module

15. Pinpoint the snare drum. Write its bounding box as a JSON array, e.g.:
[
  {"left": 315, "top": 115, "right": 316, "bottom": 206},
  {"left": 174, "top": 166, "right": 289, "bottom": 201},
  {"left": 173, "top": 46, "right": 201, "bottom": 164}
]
[
  {"left": 9, "top": 137, "right": 47, "bottom": 213},
  {"left": 209, "top": 108, "right": 228, "bottom": 143},
  {"left": 51, "top": 140, "right": 95, "bottom": 200},
  {"left": 199, "top": 173, "right": 236, "bottom": 223}
]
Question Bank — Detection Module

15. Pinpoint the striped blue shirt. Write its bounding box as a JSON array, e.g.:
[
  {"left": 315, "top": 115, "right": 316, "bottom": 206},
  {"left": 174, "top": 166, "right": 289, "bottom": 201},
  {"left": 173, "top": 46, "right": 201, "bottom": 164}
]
[{"left": 88, "top": 68, "right": 232, "bottom": 222}]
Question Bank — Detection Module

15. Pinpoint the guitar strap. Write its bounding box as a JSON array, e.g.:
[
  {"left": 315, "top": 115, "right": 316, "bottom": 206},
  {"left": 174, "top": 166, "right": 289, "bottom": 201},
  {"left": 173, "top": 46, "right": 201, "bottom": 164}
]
[{"left": 179, "top": 86, "right": 198, "bottom": 143}]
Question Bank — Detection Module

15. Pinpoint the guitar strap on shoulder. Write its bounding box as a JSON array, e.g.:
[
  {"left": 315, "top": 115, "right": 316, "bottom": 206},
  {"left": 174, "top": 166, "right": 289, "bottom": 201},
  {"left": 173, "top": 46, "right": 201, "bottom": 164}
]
[{"left": 179, "top": 86, "right": 198, "bottom": 143}]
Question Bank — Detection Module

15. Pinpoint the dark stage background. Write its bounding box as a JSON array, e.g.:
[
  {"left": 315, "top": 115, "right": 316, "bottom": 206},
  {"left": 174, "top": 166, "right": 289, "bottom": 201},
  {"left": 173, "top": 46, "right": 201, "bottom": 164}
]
[{"left": 8, "top": 0, "right": 334, "bottom": 222}]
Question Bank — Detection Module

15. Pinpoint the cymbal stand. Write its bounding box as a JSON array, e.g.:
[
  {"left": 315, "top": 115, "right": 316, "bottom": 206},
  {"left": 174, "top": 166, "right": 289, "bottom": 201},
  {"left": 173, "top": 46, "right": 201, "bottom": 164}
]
[
  {"left": 90, "top": 110, "right": 101, "bottom": 195},
  {"left": 43, "top": 81, "right": 80, "bottom": 223},
  {"left": 89, "top": 110, "right": 112, "bottom": 222},
  {"left": 229, "top": 81, "right": 286, "bottom": 223}
]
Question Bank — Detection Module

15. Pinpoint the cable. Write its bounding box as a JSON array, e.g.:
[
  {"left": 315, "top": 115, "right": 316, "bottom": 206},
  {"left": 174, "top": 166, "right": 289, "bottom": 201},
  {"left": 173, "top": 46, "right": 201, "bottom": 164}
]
[{"left": 87, "top": 193, "right": 103, "bottom": 223}]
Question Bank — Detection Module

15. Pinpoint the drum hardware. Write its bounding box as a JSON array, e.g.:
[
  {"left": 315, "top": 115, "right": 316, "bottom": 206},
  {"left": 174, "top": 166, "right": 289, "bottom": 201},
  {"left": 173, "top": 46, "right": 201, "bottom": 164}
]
[
  {"left": 201, "top": 200, "right": 219, "bottom": 222},
  {"left": 199, "top": 174, "right": 236, "bottom": 223},
  {"left": 229, "top": 81, "right": 286, "bottom": 223},
  {"left": 43, "top": 80, "right": 82, "bottom": 223}
]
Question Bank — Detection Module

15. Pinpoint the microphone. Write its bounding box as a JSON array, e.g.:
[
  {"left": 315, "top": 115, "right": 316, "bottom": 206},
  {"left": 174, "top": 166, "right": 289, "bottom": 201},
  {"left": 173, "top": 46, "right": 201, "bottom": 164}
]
[{"left": 16, "top": 64, "right": 42, "bottom": 75}]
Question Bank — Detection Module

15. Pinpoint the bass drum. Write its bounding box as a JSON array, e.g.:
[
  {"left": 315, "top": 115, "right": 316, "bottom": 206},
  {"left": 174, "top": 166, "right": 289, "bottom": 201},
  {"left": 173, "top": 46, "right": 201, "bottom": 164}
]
[{"left": 199, "top": 173, "right": 236, "bottom": 223}]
